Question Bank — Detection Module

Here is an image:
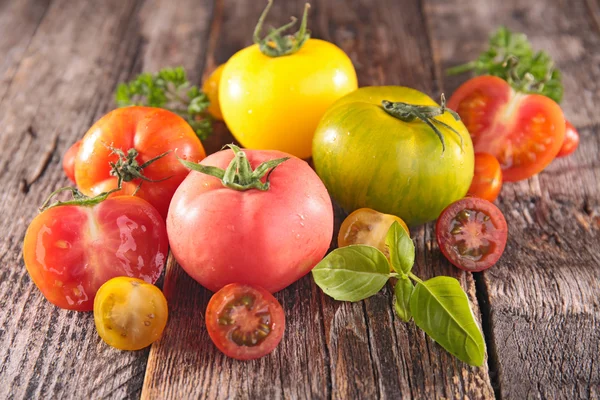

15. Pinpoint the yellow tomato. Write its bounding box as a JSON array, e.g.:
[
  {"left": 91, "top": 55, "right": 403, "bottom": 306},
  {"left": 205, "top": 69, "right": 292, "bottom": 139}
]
[
  {"left": 219, "top": 3, "right": 357, "bottom": 159},
  {"left": 94, "top": 277, "right": 168, "bottom": 351},
  {"left": 202, "top": 64, "right": 225, "bottom": 120},
  {"left": 338, "top": 208, "right": 409, "bottom": 258}
]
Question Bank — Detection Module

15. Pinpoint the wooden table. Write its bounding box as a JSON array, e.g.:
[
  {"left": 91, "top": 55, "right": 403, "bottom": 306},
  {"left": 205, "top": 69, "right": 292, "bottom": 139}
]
[{"left": 1, "top": 0, "right": 598, "bottom": 398}]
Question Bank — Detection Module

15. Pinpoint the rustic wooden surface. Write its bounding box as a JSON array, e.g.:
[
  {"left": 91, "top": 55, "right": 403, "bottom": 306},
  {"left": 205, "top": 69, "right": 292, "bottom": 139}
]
[{"left": 0, "top": 0, "right": 597, "bottom": 399}]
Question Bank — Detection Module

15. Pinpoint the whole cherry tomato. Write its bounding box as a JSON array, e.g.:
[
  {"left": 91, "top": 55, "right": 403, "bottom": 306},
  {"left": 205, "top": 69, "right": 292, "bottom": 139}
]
[
  {"left": 556, "top": 120, "right": 579, "bottom": 157},
  {"left": 23, "top": 192, "right": 168, "bottom": 311},
  {"left": 219, "top": 2, "right": 357, "bottom": 159},
  {"left": 436, "top": 197, "right": 507, "bottom": 272},
  {"left": 205, "top": 283, "right": 285, "bottom": 360},
  {"left": 338, "top": 208, "right": 409, "bottom": 258},
  {"left": 94, "top": 277, "right": 168, "bottom": 350},
  {"left": 467, "top": 153, "right": 502, "bottom": 202},
  {"left": 448, "top": 76, "right": 565, "bottom": 182},
  {"left": 74, "top": 107, "right": 206, "bottom": 219},
  {"left": 202, "top": 64, "right": 225, "bottom": 120},
  {"left": 62, "top": 140, "right": 80, "bottom": 183},
  {"left": 167, "top": 145, "right": 333, "bottom": 293}
]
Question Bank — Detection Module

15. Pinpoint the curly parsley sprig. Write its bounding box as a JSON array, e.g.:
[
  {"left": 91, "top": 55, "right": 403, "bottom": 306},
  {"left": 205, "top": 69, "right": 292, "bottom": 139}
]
[
  {"left": 115, "top": 67, "right": 212, "bottom": 140},
  {"left": 447, "top": 27, "right": 563, "bottom": 103}
]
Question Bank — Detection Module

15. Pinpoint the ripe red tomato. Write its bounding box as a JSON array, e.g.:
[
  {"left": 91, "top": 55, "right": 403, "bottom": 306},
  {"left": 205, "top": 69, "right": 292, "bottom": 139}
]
[
  {"left": 448, "top": 76, "right": 565, "bottom": 182},
  {"left": 467, "top": 153, "right": 502, "bottom": 202},
  {"left": 205, "top": 284, "right": 285, "bottom": 360},
  {"left": 167, "top": 147, "right": 334, "bottom": 293},
  {"left": 62, "top": 140, "right": 81, "bottom": 183},
  {"left": 74, "top": 107, "right": 206, "bottom": 219},
  {"left": 436, "top": 197, "right": 507, "bottom": 272},
  {"left": 556, "top": 120, "right": 579, "bottom": 157},
  {"left": 23, "top": 195, "right": 168, "bottom": 311}
]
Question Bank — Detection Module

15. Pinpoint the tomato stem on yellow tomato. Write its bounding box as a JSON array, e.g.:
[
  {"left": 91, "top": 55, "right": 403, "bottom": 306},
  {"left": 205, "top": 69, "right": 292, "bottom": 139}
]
[
  {"left": 381, "top": 94, "right": 464, "bottom": 153},
  {"left": 253, "top": 0, "right": 311, "bottom": 57},
  {"left": 178, "top": 145, "right": 289, "bottom": 191}
]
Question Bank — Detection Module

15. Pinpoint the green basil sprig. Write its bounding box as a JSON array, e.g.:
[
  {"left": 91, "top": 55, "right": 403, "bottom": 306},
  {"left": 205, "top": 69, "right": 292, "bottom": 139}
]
[{"left": 312, "top": 221, "right": 486, "bottom": 366}]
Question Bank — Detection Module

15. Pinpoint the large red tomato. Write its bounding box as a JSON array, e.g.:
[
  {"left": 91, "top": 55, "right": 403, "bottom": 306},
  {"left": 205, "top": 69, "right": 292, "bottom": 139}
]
[
  {"left": 167, "top": 146, "right": 334, "bottom": 293},
  {"left": 23, "top": 195, "right": 168, "bottom": 311},
  {"left": 448, "top": 76, "right": 565, "bottom": 182},
  {"left": 74, "top": 107, "right": 206, "bottom": 219}
]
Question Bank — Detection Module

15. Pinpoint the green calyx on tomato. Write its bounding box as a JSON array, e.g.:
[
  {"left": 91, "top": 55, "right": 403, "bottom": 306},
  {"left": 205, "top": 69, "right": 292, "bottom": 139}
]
[
  {"left": 179, "top": 144, "right": 289, "bottom": 191},
  {"left": 108, "top": 146, "right": 172, "bottom": 192},
  {"left": 312, "top": 222, "right": 485, "bottom": 366},
  {"left": 381, "top": 94, "right": 463, "bottom": 153},
  {"left": 253, "top": 0, "right": 311, "bottom": 57}
]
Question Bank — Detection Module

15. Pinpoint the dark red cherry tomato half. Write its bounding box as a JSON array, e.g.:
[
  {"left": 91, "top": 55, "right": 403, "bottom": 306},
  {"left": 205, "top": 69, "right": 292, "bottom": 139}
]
[
  {"left": 556, "top": 120, "right": 580, "bottom": 157},
  {"left": 62, "top": 140, "right": 81, "bottom": 183},
  {"left": 205, "top": 284, "right": 285, "bottom": 360},
  {"left": 436, "top": 197, "right": 507, "bottom": 272}
]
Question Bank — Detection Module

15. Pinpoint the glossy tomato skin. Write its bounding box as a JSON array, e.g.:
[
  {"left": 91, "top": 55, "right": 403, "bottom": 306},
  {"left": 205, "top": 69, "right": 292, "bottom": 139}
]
[
  {"left": 436, "top": 197, "right": 507, "bottom": 272},
  {"left": 74, "top": 107, "right": 206, "bottom": 219},
  {"left": 556, "top": 120, "right": 579, "bottom": 157},
  {"left": 219, "top": 40, "right": 358, "bottom": 159},
  {"left": 62, "top": 140, "right": 81, "bottom": 183},
  {"left": 448, "top": 76, "right": 565, "bottom": 182},
  {"left": 313, "top": 86, "right": 474, "bottom": 227},
  {"left": 467, "top": 153, "right": 502, "bottom": 202},
  {"left": 205, "top": 284, "right": 285, "bottom": 360},
  {"left": 23, "top": 196, "right": 168, "bottom": 311},
  {"left": 167, "top": 149, "right": 334, "bottom": 293},
  {"left": 202, "top": 64, "right": 225, "bottom": 120}
]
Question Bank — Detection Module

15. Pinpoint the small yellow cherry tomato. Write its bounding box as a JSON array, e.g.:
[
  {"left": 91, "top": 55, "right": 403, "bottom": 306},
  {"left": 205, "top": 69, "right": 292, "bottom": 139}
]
[
  {"left": 94, "top": 277, "right": 168, "bottom": 351},
  {"left": 338, "top": 208, "right": 409, "bottom": 257},
  {"left": 203, "top": 64, "right": 225, "bottom": 120}
]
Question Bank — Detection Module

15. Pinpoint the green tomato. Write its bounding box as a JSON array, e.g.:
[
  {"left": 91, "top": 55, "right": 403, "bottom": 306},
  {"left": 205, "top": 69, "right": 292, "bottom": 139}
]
[{"left": 312, "top": 86, "right": 474, "bottom": 226}]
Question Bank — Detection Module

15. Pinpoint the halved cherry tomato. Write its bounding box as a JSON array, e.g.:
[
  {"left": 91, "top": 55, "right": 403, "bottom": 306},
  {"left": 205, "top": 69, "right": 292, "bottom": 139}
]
[
  {"left": 62, "top": 140, "right": 81, "bottom": 183},
  {"left": 205, "top": 284, "right": 285, "bottom": 360},
  {"left": 467, "top": 153, "right": 502, "bottom": 202},
  {"left": 74, "top": 107, "right": 206, "bottom": 219},
  {"left": 23, "top": 195, "right": 168, "bottom": 311},
  {"left": 556, "top": 120, "right": 579, "bottom": 157},
  {"left": 448, "top": 76, "right": 565, "bottom": 182},
  {"left": 94, "top": 277, "right": 168, "bottom": 350},
  {"left": 202, "top": 64, "right": 225, "bottom": 120},
  {"left": 338, "top": 208, "right": 409, "bottom": 257},
  {"left": 436, "top": 197, "right": 507, "bottom": 272}
]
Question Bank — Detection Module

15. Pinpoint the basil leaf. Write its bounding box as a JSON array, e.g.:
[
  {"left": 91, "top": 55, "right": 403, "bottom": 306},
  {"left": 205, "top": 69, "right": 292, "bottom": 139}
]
[
  {"left": 312, "top": 245, "right": 391, "bottom": 302},
  {"left": 410, "top": 276, "right": 485, "bottom": 366},
  {"left": 385, "top": 221, "right": 414, "bottom": 275},
  {"left": 394, "top": 277, "right": 414, "bottom": 322}
]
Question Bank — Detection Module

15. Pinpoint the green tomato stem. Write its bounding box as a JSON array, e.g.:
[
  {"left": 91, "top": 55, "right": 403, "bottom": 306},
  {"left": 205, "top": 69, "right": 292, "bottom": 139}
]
[{"left": 39, "top": 186, "right": 121, "bottom": 212}]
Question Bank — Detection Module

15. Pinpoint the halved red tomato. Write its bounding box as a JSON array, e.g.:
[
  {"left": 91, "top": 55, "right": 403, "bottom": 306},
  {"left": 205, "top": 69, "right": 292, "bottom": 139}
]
[
  {"left": 556, "top": 120, "right": 579, "bottom": 157},
  {"left": 448, "top": 76, "right": 565, "bottom": 182},
  {"left": 436, "top": 197, "right": 507, "bottom": 272},
  {"left": 467, "top": 153, "right": 502, "bottom": 202},
  {"left": 205, "top": 284, "right": 285, "bottom": 360}
]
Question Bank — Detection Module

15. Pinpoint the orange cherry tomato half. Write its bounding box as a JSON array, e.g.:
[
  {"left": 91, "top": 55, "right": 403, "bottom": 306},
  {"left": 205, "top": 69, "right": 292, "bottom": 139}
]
[
  {"left": 205, "top": 284, "right": 285, "bottom": 360},
  {"left": 23, "top": 196, "right": 168, "bottom": 311},
  {"left": 448, "top": 76, "right": 565, "bottom": 182},
  {"left": 467, "top": 153, "right": 502, "bottom": 202},
  {"left": 74, "top": 107, "right": 206, "bottom": 219},
  {"left": 556, "top": 120, "right": 579, "bottom": 157},
  {"left": 62, "top": 140, "right": 81, "bottom": 183},
  {"left": 436, "top": 197, "right": 507, "bottom": 272},
  {"left": 338, "top": 208, "right": 409, "bottom": 257}
]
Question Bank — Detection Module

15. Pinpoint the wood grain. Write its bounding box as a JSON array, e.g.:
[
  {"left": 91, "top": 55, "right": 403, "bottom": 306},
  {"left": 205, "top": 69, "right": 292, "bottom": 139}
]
[
  {"left": 142, "top": 0, "right": 493, "bottom": 399},
  {"left": 425, "top": 0, "right": 600, "bottom": 397}
]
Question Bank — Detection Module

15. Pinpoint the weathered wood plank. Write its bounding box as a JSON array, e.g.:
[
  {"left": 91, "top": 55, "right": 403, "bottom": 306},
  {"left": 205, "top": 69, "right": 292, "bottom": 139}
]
[
  {"left": 425, "top": 0, "right": 600, "bottom": 397},
  {"left": 142, "top": 0, "right": 493, "bottom": 398}
]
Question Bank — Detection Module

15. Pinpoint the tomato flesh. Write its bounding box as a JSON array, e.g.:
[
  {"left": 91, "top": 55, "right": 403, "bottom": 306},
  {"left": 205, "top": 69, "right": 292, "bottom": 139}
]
[
  {"left": 23, "top": 196, "right": 168, "bottom": 311},
  {"left": 448, "top": 76, "right": 565, "bottom": 182},
  {"left": 205, "top": 284, "right": 285, "bottom": 360},
  {"left": 436, "top": 197, "right": 507, "bottom": 272},
  {"left": 467, "top": 153, "right": 502, "bottom": 202},
  {"left": 62, "top": 140, "right": 81, "bottom": 183},
  {"left": 94, "top": 277, "right": 168, "bottom": 350},
  {"left": 556, "top": 120, "right": 579, "bottom": 157}
]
